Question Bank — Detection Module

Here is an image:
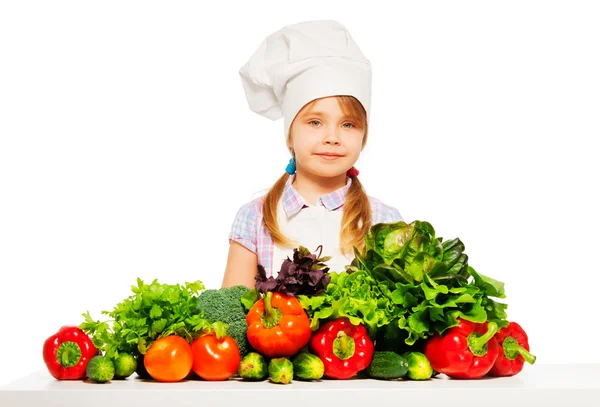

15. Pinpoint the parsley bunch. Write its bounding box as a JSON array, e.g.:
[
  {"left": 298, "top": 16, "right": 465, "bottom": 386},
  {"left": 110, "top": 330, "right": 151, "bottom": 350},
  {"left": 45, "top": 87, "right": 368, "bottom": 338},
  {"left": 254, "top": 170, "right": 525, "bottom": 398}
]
[{"left": 80, "top": 278, "right": 217, "bottom": 359}]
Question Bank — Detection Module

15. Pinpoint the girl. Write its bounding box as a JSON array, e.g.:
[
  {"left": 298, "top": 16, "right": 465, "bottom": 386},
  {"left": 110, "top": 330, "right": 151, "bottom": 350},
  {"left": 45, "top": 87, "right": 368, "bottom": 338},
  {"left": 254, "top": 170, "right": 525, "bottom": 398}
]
[{"left": 222, "top": 20, "right": 403, "bottom": 288}]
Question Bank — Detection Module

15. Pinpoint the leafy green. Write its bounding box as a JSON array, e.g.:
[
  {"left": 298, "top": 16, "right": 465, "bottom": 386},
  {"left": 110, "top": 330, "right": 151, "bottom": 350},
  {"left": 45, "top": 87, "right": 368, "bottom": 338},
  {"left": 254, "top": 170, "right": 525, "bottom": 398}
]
[
  {"left": 299, "top": 220, "right": 510, "bottom": 346},
  {"left": 241, "top": 288, "right": 259, "bottom": 311},
  {"left": 298, "top": 269, "right": 402, "bottom": 338},
  {"left": 79, "top": 278, "right": 220, "bottom": 359}
]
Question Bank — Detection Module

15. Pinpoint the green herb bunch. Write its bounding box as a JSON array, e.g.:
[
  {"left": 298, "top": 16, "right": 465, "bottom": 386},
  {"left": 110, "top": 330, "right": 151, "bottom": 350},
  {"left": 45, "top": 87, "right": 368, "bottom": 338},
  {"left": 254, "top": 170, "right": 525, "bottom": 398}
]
[{"left": 79, "top": 278, "right": 218, "bottom": 359}]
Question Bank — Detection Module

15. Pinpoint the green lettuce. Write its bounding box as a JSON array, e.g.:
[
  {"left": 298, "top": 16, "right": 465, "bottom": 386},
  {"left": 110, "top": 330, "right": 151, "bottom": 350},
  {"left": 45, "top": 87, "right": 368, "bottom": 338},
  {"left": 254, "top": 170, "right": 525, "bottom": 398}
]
[{"left": 299, "top": 220, "right": 509, "bottom": 346}]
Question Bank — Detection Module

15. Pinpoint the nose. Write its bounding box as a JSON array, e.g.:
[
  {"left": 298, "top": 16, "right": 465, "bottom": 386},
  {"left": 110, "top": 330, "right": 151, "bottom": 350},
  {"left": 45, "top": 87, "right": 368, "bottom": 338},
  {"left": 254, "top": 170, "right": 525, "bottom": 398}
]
[{"left": 323, "top": 128, "right": 342, "bottom": 145}]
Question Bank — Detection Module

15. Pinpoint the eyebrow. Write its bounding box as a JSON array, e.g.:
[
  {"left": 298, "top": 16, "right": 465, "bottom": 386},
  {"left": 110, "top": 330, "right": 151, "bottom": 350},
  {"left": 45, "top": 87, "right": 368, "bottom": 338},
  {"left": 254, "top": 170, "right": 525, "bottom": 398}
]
[{"left": 303, "top": 111, "right": 352, "bottom": 120}]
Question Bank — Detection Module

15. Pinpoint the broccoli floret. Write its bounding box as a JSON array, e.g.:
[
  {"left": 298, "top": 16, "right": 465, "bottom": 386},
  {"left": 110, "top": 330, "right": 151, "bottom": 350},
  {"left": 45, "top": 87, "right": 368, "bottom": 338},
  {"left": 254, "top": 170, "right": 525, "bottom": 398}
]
[
  {"left": 222, "top": 285, "right": 252, "bottom": 302},
  {"left": 196, "top": 285, "right": 249, "bottom": 323},
  {"left": 195, "top": 285, "right": 252, "bottom": 356},
  {"left": 226, "top": 320, "right": 252, "bottom": 357}
]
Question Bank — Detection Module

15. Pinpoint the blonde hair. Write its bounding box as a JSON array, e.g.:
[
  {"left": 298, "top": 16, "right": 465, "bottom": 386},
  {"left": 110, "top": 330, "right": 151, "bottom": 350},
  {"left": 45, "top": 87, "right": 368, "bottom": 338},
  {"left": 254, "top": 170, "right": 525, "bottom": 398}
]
[{"left": 262, "top": 96, "right": 372, "bottom": 256}]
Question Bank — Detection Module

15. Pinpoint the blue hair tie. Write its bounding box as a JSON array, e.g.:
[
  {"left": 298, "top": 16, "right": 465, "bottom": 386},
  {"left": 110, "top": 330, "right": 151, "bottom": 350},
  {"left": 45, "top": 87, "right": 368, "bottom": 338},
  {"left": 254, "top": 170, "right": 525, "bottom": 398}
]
[{"left": 285, "top": 157, "right": 296, "bottom": 175}]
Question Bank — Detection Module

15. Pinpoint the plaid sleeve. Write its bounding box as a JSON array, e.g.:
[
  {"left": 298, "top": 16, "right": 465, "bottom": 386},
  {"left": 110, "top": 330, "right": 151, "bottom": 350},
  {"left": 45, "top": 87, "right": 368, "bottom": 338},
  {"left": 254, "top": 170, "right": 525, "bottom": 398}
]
[
  {"left": 228, "top": 199, "right": 261, "bottom": 253},
  {"left": 370, "top": 197, "right": 403, "bottom": 224},
  {"left": 382, "top": 206, "right": 403, "bottom": 223}
]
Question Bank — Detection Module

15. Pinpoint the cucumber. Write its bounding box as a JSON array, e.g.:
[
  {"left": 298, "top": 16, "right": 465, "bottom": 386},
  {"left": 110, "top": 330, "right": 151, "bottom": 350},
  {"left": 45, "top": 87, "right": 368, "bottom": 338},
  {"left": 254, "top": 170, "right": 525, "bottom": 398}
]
[
  {"left": 292, "top": 352, "right": 324, "bottom": 381},
  {"left": 268, "top": 357, "right": 293, "bottom": 384},
  {"left": 114, "top": 353, "right": 137, "bottom": 379},
  {"left": 86, "top": 356, "right": 115, "bottom": 383},
  {"left": 238, "top": 352, "right": 268, "bottom": 381},
  {"left": 366, "top": 351, "right": 408, "bottom": 380},
  {"left": 404, "top": 351, "right": 433, "bottom": 380}
]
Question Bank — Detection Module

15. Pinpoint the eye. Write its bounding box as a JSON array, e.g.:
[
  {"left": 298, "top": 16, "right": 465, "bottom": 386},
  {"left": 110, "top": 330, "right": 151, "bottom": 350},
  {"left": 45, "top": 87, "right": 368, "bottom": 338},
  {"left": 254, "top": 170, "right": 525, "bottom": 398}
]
[
  {"left": 343, "top": 122, "right": 355, "bottom": 128},
  {"left": 309, "top": 120, "right": 321, "bottom": 127}
]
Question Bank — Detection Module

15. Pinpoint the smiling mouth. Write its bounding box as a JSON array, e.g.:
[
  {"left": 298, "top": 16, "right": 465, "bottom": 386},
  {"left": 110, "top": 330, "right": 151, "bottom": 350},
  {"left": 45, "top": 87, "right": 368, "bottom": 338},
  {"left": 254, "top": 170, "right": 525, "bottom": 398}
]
[
  {"left": 316, "top": 153, "right": 344, "bottom": 161},
  {"left": 316, "top": 153, "right": 344, "bottom": 157}
]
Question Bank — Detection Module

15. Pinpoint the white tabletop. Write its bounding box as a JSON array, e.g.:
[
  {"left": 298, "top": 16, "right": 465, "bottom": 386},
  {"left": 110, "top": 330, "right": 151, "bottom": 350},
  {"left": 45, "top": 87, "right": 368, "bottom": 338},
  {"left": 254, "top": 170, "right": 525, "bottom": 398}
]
[{"left": 1, "top": 364, "right": 599, "bottom": 407}]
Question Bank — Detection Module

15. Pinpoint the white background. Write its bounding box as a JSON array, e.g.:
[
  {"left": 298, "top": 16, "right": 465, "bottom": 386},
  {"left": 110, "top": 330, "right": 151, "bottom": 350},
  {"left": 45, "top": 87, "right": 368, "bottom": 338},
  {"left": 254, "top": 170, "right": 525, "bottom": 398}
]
[{"left": 1, "top": 1, "right": 599, "bottom": 387}]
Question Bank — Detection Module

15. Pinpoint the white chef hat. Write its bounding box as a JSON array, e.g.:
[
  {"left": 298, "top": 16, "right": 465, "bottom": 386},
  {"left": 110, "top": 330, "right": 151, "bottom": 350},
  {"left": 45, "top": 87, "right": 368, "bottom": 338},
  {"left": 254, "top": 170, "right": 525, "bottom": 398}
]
[{"left": 239, "top": 20, "right": 372, "bottom": 145}]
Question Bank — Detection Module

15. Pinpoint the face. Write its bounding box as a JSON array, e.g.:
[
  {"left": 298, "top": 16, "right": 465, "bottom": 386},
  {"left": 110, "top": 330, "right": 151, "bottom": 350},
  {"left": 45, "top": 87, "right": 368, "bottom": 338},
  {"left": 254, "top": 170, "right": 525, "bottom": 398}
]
[{"left": 288, "top": 97, "right": 365, "bottom": 178}]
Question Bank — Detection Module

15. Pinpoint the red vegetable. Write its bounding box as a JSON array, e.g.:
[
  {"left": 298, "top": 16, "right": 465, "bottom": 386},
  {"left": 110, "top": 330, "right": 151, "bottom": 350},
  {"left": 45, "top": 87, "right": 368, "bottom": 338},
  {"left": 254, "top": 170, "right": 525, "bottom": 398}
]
[
  {"left": 309, "top": 317, "right": 374, "bottom": 379},
  {"left": 246, "top": 291, "right": 312, "bottom": 358},
  {"left": 43, "top": 325, "right": 98, "bottom": 380},
  {"left": 144, "top": 335, "right": 194, "bottom": 382},
  {"left": 488, "top": 322, "right": 536, "bottom": 377},
  {"left": 191, "top": 332, "right": 240, "bottom": 381},
  {"left": 424, "top": 319, "right": 500, "bottom": 379}
]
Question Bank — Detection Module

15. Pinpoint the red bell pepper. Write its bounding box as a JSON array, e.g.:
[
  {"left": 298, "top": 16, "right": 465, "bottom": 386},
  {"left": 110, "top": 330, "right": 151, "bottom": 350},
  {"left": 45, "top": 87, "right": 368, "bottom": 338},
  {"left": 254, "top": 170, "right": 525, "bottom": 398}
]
[
  {"left": 246, "top": 291, "right": 312, "bottom": 358},
  {"left": 309, "top": 317, "right": 374, "bottom": 379},
  {"left": 488, "top": 321, "right": 536, "bottom": 377},
  {"left": 424, "top": 319, "right": 500, "bottom": 379},
  {"left": 43, "top": 325, "right": 98, "bottom": 380}
]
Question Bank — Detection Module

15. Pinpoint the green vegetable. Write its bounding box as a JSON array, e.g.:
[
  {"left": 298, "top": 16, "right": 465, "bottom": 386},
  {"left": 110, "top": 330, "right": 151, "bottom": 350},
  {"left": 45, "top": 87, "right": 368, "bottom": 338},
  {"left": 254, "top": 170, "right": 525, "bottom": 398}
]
[
  {"left": 299, "top": 220, "right": 509, "bottom": 346},
  {"left": 241, "top": 289, "right": 259, "bottom": 311},
  {"left": 114, "top": 352, "right": 137, "bottom": 379},
  {"left": 292, "top": 352, "right": 324, "bottom": 381},
  {"left": 80, "top": 279, "right": 215, "bottom": 359},
  {"left": 404, "top": 351, "right": 433, "bottom": 380},
  {"left": 195, "top": 285, "right": 250, "bottom": 323},
  {"left": 225, "top": 320, "right": 252, "bottom": 357},
  {"left": 268, "top": 357, "right": 294, "bottom": 384},
  {"left": 366, "top": 351, "right": 408, "bottom": 380},
  {"left": 238, "top": 352, "right": 268, "bottom": 381},
  {"left": 86, "top": 356, "right": 115, "bottom": 383},
  {"left": 195, "top": 285, "right": 252, "bottom": 357},
  {"left": 375, "top": 320, "right": 415, "bottom": 354},
  {"left": 298, "top": 269, "right": 395, "bottom": 338}
]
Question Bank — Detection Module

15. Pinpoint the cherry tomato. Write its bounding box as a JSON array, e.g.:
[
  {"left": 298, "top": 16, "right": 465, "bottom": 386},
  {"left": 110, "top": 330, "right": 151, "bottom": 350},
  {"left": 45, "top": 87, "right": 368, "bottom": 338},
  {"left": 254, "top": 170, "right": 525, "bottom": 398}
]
[
  {"left": 191, "top": 334, "right": 240, "bottom": 381},
  {"left": 144, "top": 335, "right": 193, "bottom": 382}
]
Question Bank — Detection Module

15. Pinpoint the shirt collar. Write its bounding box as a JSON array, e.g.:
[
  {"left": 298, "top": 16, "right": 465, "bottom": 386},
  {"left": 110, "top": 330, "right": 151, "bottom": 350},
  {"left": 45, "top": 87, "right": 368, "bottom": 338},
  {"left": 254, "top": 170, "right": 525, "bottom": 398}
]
[{"left": 281, "top": 174, "right": 352, "bottom": 218}]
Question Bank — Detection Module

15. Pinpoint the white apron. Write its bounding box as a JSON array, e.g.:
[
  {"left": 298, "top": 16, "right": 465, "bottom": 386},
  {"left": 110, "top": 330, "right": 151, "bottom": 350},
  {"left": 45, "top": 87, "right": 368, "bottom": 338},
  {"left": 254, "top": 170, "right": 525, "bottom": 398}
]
[{"left": 271, "top": 198, "right": 354, "bottom": 277}]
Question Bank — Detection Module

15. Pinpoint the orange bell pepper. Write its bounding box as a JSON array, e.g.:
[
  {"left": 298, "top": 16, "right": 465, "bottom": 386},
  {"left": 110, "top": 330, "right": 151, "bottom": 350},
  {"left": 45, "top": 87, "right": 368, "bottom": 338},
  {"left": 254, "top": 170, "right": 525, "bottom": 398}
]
[{"left": 246, "top": 291, "right": 312, "bottom": 358}]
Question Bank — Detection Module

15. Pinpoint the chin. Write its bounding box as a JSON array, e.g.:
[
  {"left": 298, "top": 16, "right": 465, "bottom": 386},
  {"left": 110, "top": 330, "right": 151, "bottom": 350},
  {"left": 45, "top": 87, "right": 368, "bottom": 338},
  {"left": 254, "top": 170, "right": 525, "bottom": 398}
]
[{"left": 309, "top": 167, "right": 347, "bottom": 178}]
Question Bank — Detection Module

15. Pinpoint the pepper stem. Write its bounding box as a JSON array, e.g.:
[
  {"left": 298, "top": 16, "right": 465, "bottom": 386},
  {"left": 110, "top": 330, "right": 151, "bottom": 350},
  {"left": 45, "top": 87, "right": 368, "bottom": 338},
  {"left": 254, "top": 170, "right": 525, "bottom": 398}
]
[
  {"left": 333, "top": 331, "right": 356, "bottom": 360},
  {"left": 503, "top": 336, "right": 537, "bottom": 365},
  {"left": 55, "top": 341, "right": 82, "bottom": 368},
  {"left": 260, "top": 291, "right": 282, "bottom": 329},
  {"left": 468, "top": 321, "right": 499, "bottom": 357}
]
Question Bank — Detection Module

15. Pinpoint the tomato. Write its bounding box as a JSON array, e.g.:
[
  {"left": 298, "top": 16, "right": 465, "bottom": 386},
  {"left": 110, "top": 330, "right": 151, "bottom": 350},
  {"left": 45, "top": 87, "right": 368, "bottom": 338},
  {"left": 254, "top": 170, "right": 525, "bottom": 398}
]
[
  {"left": 191, "top": 334, "right": 241, "bottom": 381},
  {"left": 144, "top": 335, "right": 193, "bottom": 382}
]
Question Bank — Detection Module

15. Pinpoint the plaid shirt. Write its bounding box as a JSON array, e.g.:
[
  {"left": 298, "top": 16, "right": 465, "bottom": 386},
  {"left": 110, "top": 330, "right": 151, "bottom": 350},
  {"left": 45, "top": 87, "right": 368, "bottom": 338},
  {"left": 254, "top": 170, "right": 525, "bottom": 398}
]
[{"left": 228, "top": 175, "right": 403, "bottom": 277}]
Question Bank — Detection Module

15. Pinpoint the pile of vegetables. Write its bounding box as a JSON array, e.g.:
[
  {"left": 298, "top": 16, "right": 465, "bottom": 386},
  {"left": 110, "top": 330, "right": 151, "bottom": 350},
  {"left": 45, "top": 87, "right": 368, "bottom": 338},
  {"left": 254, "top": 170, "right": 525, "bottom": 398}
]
[{"left": 41, "top": 220, "right": 535, "bottom": 384}]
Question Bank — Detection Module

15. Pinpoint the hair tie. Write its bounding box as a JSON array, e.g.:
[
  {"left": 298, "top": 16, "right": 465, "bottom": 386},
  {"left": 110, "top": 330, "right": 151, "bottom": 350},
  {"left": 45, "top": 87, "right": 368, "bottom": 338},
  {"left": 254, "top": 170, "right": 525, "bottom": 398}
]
[
  {"left": 285, "top": 157, "right": 296, "bottom": 175},
  {"left": 347, "top": 166, "right": 360, "bottom": 177}
]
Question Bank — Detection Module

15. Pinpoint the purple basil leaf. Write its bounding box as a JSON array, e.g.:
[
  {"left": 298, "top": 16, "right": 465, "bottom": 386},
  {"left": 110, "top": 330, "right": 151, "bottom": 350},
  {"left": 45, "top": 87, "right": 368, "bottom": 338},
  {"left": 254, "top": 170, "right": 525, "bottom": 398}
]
[
  {"left": 283, "top": 276, "right": 300, "bottom": 286},
  {"left": 256, "top": 278, "right": 278, "bottom": 294},
  {"left": 266, "top": 246, "right": 334, "bottom": 297},
  {"left": 255, "top": 264, "right": 278, "bottom": 294},
  {"left": 276, "top": 282, "right": 298, "bottom": 296},
  {"left": 307, "top": 269, "right": 325, "bottom": 286},
  {"left": 278, "top": 259, "right": 296, "bottom": 280}
]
